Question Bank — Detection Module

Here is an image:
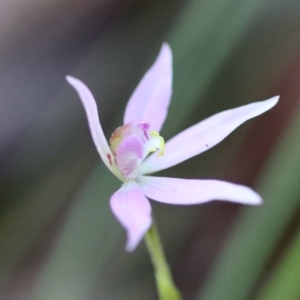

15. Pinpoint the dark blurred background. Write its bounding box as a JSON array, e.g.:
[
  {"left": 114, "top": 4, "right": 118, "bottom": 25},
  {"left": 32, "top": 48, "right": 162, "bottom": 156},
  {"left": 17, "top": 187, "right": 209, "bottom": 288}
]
[{"left": 1, "top": 0, "right": 300, "bottom": 299}]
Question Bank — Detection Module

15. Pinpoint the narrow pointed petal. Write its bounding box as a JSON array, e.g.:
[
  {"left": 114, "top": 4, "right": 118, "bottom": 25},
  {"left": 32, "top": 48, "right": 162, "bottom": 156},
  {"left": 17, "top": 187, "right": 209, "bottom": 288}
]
[
  {"left": 66, "top": 76, "right": 123, "bottom": 180},
  {"left": 110, "top": 182, "right": 152, "bottom": 251},
  {"left": 141, "top": 96, "right": 279, "bottom": 174},
  {"left": 137, "top": 176, "right": 262, "bottom": 205},
  {"left": 123, "top": 43, "right": 173, "bottom": 131}
]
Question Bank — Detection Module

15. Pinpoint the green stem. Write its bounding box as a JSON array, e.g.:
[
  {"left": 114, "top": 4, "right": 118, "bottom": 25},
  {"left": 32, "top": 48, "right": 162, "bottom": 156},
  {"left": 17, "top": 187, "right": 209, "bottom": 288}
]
[{"left": 144, "top": 223, "right": 182, "bottom": 300}]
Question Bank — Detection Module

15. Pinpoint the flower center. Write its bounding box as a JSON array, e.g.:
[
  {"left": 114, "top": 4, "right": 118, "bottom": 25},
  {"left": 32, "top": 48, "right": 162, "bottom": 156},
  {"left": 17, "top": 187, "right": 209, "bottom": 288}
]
[{"left": 110, "top": 121, "right": 164, "bottom": 179}]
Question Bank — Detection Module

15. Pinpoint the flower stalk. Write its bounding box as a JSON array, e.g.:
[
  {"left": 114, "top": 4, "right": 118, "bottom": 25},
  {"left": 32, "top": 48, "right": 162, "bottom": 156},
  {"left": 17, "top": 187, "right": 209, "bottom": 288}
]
[{"left": 145, "top": 223, "right": 182, "bottom": 300}]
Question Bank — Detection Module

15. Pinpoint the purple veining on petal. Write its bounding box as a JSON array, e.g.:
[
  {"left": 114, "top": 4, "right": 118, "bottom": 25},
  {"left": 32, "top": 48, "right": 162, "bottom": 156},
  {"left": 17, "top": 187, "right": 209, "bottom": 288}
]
[
  {"left": 137, "top": 122, "right": 150, "bottom": 140},
  {"left": 107, "top": 154, "right": 113, "bottom": 166},
  {"left": 115, "top": 134, "right": 144, "bottom": 178},
  {"left": 110, "top": 121, "right": 151, "bottom": 155}
]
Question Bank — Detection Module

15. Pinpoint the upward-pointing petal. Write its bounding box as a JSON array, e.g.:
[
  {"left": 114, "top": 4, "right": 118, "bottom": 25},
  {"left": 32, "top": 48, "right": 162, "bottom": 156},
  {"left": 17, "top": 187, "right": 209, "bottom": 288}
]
[
  {"left": 123, "top": 43, "right": 173, "bottom": 132},
  {"left": 141, "top": 96, "right": 279, "bottom": 174},
  {"left": 66, "top": 76, "right": 123, "bottom": 180},
  {"left": 137, "top": 176, "right": 262, "bottom": 205},
  {"left": 110, "top": 181, "right": 152, "bottom": 251}
]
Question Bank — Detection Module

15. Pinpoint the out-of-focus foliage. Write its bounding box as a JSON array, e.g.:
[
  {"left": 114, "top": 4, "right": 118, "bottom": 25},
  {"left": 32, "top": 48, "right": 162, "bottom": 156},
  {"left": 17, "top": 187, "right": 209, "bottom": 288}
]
[
  {"left": 256, "top": 227, "right": 300, "bottom": 300},
  {"left": 1, "top": 0, "right": 300, "bottom": 300}
]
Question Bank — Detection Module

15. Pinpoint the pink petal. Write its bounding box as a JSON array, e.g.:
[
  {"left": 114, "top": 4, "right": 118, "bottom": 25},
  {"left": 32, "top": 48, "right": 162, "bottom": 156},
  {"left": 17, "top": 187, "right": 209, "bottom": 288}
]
[
  {"left": 110, "top": 181, "right": 152, "bottom": 251},
  {"left": 137, "top": 176, "right": 262, "bottom": 205},
  {"left": 141, "top": 96, "right": 279, "bottom": 174},
  {"left": 116, "top": 134, "right": 144, "bottom": 179},
  {"left": 66, "top": 76, "right": 123, "bottom": 180},
  {"left": 123, "top": 43, "right": 173, "bottom": 132}
]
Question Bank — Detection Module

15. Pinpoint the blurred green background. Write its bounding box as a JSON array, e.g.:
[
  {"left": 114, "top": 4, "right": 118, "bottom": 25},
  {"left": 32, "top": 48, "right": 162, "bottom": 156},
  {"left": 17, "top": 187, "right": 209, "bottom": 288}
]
[{"left": 1, "top": 0, "right": 300, "bottom": 299}]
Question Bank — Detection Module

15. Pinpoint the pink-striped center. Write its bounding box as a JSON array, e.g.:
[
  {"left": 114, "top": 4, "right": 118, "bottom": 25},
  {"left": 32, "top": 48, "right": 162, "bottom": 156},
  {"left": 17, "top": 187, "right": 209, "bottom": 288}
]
[{"left": 110, "top": 122, "right": 164, "bottom": 179}]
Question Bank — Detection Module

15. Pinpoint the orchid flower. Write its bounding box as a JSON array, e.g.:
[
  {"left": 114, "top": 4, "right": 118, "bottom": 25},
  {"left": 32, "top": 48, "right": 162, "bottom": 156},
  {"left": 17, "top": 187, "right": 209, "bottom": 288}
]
[{"left": 66, "top": 44, "right": 279, "bottom": 252}]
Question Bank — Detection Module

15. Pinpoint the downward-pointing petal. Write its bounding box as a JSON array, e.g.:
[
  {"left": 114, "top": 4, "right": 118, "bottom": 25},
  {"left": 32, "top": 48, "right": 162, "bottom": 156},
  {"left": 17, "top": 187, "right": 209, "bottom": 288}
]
[
  {"left": 110, "top": 181, "right": 152, "bottom": 251},
  {"left": 137, "top": 176, "right": 262, "bottom": 205},
  {"left": 141, "top": 96, "right": 279, "bottom": 174},
  {"left": 66, "top": 76, "right": 123, "bottom": 180},
  {"left": 123, "top": 43, "right": 173, "bottom": 131}
]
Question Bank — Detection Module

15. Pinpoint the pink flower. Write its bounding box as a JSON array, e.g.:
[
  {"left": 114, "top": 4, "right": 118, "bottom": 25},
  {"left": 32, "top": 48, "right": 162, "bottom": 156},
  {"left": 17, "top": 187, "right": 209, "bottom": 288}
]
[{"left": 66, "top": 44, "right": 279, "bottom": 251}]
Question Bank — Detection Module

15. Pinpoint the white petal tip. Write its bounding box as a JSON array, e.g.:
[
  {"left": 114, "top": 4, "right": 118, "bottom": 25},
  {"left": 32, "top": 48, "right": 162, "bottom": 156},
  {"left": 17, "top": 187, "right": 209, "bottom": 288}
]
[
  {"left": 160, "top": 43, "right": 172, "bottom": 61},
  {"left": 161, "top": 42, "right": 171, "bottom": 51},
  {"left": 265, "top": 95, "right": 280, "bottom": 108},
  {"left": 125, "top": 235, "right": 143, "bottom": 252},
  {"left": 125, "top": 243, "right": 135, "bottom": 252},
  {"left": 252, "top": 197, "right": 263, "bottom": 205},
  {"left": 125, "top": 221, "right": 152, "bottom": 252},
  {"left": 65, "top": 75, "right": 78, "bottom": 85},
  {"left": 247, "top": 193, "right": 263, "bottom": 206},
  {"left": 238, "top": 185, "right": 263, "bottom": 205}
]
